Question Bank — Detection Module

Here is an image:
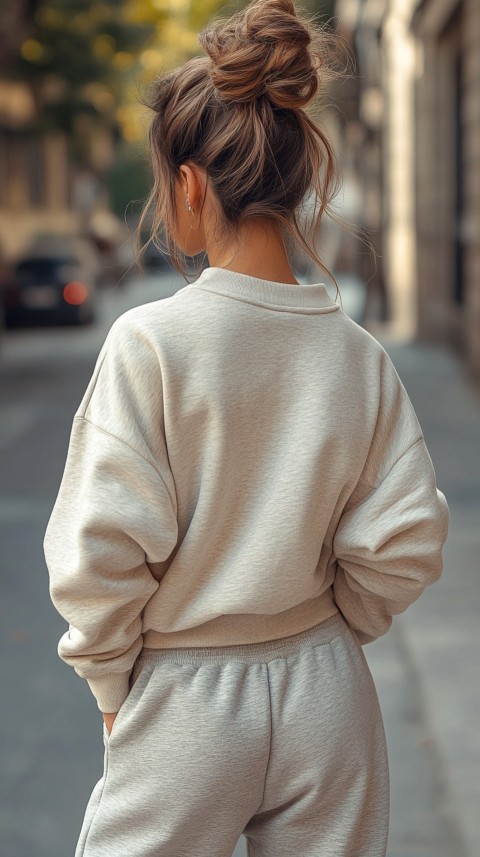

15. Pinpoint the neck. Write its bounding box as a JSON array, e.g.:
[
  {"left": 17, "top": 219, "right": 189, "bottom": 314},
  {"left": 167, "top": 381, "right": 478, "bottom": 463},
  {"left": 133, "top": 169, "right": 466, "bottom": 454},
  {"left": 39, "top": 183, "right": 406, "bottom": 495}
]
[{"left": 206, "top": 222, "right": 300, "bottom": 285}]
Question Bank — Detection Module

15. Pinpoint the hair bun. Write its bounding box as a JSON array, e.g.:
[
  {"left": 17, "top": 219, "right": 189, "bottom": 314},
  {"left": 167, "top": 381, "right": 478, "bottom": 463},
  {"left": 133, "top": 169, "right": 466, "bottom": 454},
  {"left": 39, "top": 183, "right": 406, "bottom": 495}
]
[{"left": 199, "top": 0, "right": 320, "bottom": 109}]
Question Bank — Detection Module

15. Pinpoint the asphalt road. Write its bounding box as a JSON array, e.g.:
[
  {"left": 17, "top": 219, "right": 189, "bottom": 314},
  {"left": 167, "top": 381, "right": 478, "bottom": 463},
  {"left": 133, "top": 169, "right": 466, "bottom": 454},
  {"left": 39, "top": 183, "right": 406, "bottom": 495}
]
[{"left": 0, "top": 271, "right": 464, "bottom": 857}]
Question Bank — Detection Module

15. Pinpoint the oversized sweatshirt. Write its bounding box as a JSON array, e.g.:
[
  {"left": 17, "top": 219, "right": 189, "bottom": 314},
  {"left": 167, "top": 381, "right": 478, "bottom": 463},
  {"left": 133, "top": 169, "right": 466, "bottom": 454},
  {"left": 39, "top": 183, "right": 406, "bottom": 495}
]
[{"left": 44, "top": 266, "right": 449, "bottom": 712}]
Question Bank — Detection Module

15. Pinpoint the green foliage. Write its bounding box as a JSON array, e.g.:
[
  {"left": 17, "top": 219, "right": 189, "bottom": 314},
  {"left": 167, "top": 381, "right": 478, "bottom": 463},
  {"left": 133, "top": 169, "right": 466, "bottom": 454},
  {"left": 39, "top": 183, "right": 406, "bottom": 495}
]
[
  {"left": 9, "top": 0, "right": 157, "bottom": 133},
  {"left": 189, "top": 0, "right": 240, "bottom": 31},
  {"left": 4, "top": 0, "right": 234, "bottom": 140},
  {"left": 295, "top": 0, "right": 336, "bottom": 25}
]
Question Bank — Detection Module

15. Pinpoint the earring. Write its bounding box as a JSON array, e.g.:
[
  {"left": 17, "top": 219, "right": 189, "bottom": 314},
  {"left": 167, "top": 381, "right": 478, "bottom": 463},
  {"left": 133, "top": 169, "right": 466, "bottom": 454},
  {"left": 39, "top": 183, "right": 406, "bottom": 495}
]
[{"left": 184, "top": 197, "right": 193, "bottom": 213}]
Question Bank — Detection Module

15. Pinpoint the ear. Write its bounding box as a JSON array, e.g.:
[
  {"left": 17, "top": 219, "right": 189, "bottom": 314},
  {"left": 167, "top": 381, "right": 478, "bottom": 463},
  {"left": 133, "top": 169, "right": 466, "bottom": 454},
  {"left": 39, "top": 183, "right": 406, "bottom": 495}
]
[
  {"left": 179, "top": 162, "right": 205, "bottom": 211},
  {"left": 178, "top": 165, "right": 190, "bottom": 196}
]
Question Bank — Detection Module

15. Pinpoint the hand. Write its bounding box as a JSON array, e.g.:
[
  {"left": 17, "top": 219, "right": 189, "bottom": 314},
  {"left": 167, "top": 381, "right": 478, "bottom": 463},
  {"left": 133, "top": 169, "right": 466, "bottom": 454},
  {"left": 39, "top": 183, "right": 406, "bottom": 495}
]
[{"left": 103, "top": 712, "right": 118, "bottom": 736}]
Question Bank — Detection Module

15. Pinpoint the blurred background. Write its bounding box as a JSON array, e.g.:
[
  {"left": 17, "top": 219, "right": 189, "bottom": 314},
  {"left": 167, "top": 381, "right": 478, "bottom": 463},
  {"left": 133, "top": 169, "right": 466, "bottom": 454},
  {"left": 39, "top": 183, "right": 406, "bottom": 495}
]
[{"left": 0, "top": 1, "right": 478, "bottom": 856}]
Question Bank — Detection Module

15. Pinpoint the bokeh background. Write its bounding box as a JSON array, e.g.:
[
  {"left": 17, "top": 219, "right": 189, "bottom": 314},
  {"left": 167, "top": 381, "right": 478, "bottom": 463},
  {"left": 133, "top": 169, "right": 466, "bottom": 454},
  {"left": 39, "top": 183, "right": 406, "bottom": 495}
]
[{"left": 0, "top": 1, "right": 479, "bottom": 856}]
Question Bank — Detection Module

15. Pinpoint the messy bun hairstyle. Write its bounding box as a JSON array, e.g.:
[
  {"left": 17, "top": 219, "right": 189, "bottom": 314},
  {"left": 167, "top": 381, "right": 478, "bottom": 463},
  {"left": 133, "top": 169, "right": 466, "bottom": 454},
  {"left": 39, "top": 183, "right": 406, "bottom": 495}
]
[{"left": 135, "top": 0, "right": 347, "bottom": 282}]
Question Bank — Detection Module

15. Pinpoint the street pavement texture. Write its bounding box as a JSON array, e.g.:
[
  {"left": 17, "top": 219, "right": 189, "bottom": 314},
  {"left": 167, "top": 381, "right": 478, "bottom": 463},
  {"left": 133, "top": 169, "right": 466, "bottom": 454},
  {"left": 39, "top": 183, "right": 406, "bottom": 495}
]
[
  {"left": 368, "top": 331, "right": 480, "bottom": 857},
  {"left": 0, "top": 272, "right": 477, "bottom": 857}
]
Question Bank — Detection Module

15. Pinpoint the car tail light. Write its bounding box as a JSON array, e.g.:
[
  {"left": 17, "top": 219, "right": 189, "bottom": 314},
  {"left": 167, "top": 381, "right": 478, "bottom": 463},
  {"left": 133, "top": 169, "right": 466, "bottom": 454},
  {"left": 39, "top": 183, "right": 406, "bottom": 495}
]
[{"left": 63, "top": 281, "right": 89, "bottom": 305}]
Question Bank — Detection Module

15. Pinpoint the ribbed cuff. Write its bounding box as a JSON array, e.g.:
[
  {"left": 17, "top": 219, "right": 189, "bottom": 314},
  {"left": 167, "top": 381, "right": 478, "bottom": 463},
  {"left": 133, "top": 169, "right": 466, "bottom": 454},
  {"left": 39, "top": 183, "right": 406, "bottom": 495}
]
[{"left": 87, "top": 671, "right": 131, "bottom": 713}]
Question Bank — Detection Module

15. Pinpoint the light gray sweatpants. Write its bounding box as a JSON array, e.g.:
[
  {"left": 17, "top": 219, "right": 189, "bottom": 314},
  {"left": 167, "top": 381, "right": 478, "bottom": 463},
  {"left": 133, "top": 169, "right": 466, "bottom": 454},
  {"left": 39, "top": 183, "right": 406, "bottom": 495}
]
[{"left": 75, "top": 613, "right": 389, "bottom": 857}]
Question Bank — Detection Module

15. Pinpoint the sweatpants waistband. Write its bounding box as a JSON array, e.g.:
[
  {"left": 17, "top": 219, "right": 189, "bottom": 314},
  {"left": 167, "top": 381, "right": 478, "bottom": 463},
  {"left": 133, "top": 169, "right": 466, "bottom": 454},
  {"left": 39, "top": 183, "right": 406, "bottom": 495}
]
[{"left": 139, "top": 613, "right": 349, "bottom": 666}]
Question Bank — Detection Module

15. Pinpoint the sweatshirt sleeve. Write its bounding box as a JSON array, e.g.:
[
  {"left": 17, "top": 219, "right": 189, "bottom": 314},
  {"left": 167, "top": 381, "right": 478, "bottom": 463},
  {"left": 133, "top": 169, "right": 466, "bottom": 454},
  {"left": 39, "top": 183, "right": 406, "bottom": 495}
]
[
  {"left": 43, "top": 313, "right": 178, "bottom": 712},
  {"left": 332, "top": 345, "right": 449, "bottom": 644}
]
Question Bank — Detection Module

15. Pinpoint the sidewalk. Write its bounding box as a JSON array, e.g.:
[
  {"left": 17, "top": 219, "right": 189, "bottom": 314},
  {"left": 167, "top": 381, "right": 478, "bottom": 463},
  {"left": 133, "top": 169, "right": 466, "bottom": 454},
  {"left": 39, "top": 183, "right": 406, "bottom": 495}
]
[{"left": 370, "top": 330, "right": 480, "bottom": 857}]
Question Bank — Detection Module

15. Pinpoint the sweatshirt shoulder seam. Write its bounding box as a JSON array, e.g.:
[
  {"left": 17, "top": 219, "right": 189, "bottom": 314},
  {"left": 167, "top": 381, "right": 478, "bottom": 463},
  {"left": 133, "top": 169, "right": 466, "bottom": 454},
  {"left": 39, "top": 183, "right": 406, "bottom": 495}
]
[
  {"left": 373, "top": 434, "right": 425, "bottom": 489},
  {"left": 74, "top": 415, "right": 176, "bottom": 509},
  {"left": 78, "top": 347, "right": 110, "bottom": 415}
]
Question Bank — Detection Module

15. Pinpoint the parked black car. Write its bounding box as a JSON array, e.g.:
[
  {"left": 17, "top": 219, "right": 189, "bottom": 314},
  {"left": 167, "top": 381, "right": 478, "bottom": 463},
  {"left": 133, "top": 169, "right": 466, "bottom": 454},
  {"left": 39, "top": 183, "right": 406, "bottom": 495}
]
[{"left": 2, "top": 244, "right": 98, "bottom": 328}]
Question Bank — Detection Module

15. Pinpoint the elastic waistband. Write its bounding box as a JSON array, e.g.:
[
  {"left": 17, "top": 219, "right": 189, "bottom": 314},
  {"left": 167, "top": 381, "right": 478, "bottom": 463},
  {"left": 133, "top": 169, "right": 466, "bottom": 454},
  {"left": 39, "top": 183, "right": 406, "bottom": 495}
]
[{"left": 139, "top": 613, "right": 348, "bottom": 666}]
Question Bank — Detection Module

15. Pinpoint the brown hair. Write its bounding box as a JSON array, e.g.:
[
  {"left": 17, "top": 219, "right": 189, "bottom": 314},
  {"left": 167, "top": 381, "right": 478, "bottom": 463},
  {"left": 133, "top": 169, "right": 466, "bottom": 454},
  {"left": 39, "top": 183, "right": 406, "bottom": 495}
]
[{"left": 134, "top": 0, "right": 349, "bottom": 285}]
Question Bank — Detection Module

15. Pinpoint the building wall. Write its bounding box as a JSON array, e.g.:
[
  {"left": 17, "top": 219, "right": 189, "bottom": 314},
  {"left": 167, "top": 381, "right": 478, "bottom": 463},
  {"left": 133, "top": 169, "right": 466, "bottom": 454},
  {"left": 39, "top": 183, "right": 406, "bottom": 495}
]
[
  {"left": 0, "top": 78, "right": 78, "bottom": 260},
  {"left": 414, "top": 0, "right": 480, "bottom": 378},
  {"left": 0, "top": 125, "right": 78, "bottom": 260},
  {"left": 336, "top": 0, "right": 480, "bottom": 377},
  {"left": 381, "top": 0, "right": 419, "bottom": 341},
  {"left": 0, "top": 78, "right": 114, "bottom": 263},
  {"left": 462, "top": 0, "right": 480, "bottom": 376}
]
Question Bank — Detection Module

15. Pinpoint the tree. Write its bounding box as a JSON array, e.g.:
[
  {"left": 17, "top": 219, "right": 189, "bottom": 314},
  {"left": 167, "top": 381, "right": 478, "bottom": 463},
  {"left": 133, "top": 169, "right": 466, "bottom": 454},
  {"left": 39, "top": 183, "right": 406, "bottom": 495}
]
[
  {"left": 5, "top": 0, "right": 158, "bottom": 142},
  {"left": 308, "top": 0, "right": 336, "bottom": 24}
]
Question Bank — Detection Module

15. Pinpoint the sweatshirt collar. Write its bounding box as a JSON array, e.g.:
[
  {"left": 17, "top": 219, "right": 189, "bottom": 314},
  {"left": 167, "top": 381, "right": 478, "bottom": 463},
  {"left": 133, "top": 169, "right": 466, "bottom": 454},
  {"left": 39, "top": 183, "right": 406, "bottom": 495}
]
[{"left": 189, "top": 266, "right": 340, "bottom": 314}]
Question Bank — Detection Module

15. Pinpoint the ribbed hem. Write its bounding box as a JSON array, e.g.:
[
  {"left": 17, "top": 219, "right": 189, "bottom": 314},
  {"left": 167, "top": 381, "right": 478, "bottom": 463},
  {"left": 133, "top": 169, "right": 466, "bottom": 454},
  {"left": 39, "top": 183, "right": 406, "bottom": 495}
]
[
  {"left": 140, "top": 613, "right": 347, "bottom": 665},
  {"left": 190, "top": 266, "right": 340, "bottom": 313},
  {"left": 87, "top": 670, "right": 132, "bottom": 713},
  {"left": 143, "top": 589, "right": 338, "bottom": 650}
]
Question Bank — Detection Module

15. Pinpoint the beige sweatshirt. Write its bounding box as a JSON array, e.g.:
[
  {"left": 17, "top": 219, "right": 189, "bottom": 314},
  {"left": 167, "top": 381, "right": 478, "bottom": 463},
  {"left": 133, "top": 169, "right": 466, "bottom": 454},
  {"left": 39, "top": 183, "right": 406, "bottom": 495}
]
[{"left": 44, "top": 266, "right": 449, "bottom": 712}]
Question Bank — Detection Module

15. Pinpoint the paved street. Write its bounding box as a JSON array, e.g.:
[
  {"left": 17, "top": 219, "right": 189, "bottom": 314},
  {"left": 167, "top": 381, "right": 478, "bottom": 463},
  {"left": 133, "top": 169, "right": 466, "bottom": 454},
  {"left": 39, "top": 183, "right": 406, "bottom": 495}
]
[{"left": 0, "top": 271, "right": 476, "bottom": 856}]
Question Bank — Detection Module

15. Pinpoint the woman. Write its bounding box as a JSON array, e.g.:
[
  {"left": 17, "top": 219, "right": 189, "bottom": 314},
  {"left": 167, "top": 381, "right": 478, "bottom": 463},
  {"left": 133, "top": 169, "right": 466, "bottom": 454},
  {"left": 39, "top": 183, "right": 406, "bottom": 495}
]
[{"left": 44, "top": 1, "right": 449, "bottom": 855}]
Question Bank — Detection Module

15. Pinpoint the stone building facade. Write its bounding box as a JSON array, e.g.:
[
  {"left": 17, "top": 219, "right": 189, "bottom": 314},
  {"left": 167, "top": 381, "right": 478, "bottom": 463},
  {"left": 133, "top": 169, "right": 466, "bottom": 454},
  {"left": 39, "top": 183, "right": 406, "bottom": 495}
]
[
  {"left": 0, "top": 83, "right": 77, "bottom": 260},
  {"left": 413, "top": 0, "right": 480, "bottom": 376},
  {"left": 335, "top": 0, "right": 480, "bottom": 378}
]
